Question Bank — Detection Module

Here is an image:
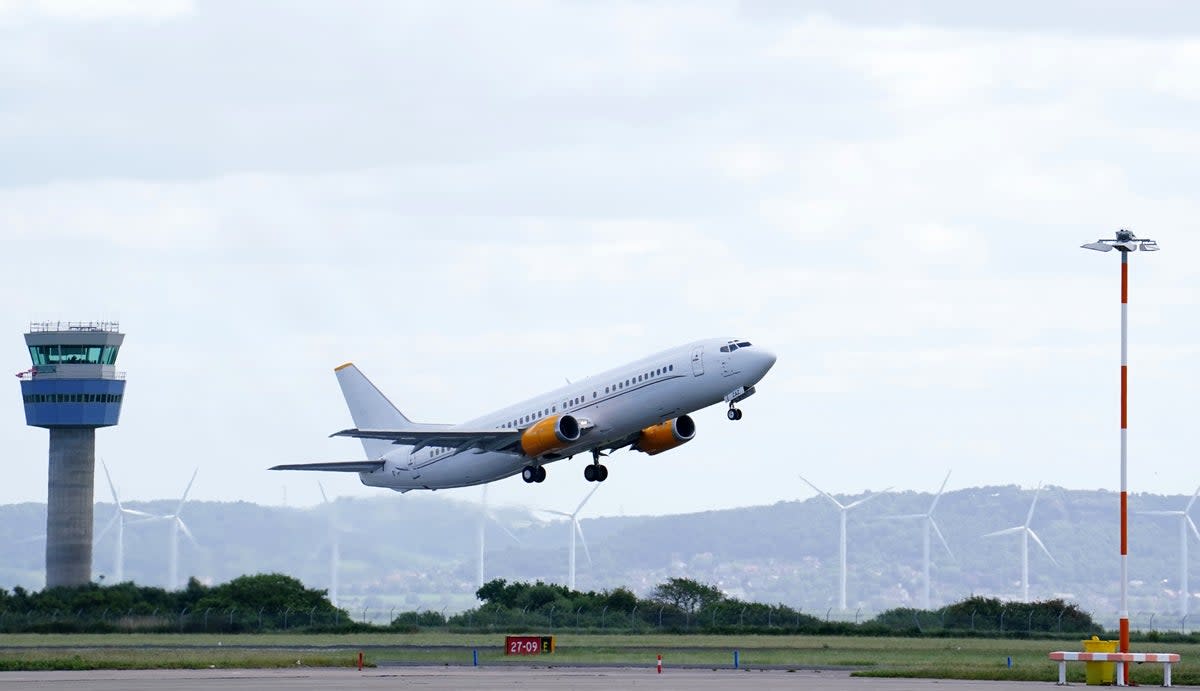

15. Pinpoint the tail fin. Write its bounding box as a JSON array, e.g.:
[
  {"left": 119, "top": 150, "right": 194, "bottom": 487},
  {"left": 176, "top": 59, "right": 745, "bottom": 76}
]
[{"left": 334, "top": 363, "right": 413, "bottom": 459}]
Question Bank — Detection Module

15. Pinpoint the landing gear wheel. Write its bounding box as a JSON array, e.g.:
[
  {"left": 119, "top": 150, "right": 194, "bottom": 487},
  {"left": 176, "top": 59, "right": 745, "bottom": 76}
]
[
  {"left": 727, "top": 407, "right": 743, "bottom": 421},
  {"left": 534, "top": 466, "right": 547, "bottom": 483},
  {"left": 584, "top": 463, "right": 608, "bottom": 482},
  {"left": 522, "top": 466, "right": 537, "bottom": 483}
]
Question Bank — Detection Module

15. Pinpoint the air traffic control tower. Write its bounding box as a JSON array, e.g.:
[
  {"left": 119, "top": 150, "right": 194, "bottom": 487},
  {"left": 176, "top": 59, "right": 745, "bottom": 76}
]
[{"left": 17, "top": 321, "right": 126, "bottom": 587}]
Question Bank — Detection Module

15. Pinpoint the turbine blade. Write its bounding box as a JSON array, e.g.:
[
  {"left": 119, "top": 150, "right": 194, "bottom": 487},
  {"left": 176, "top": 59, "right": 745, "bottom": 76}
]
[
  {"left": 1188, "top": 486, "right": 1200, "bottom": 513},
  {"left": 930, "top": 519, "right": 955, "bottom": 561},
  {"left": 101, "top": 459, "right": 122, "bottom": 508},
  {"left": 500, "top": 523, "right": 522, "bottom": 544},
  {"left": 575, "top": 519, "right": 592, "bottom": 566},
  {"left": 122, "top": 508, "right": 154, "bottom": 518},
  {"left": 174, "top": 468, "right": 199, "bottom": 517},
  {"left": 885, "top": 513, "right": 926, "bottom": 521},
  {"left": 929, "top": 471, "right": 951, "bottom": 514},
  {"left": 1188, "top": 516, "right": 1200, "bottom": 544},
  {"left": 488, "top": 515, "right": 521, "bottom": 545},
  {"left": 537, "top": 509, "right": 572, "bottom": 518},
  {"left": 844, "top": 488, "right": 891, "bottom": 510},
  {"left": 983, "top": 526, "right": 1024, "bottom": 538},
  {"left": 573, "top": 484, "right": 600, "bottom": 517},
  {"left": 1137, "top": 510, "right": 1180, "bottom": 516},
  {"left": 1028, "top": 529, "right": 1059, "bottom": 567},
  {"left": 318, "top": 481, "right": 329, "bottom": 505},
  {"left": 799, "top": 475, "right": 845, "bottom": 510},
  {"left": 95, "top": 512, "right": 119, "bottom": 544},
  {"left": 1024, "top": 483, "right": 1043, "bottom": 527},
  {"left": 176, "top": 518, "right": 199, "bottom": 548}
]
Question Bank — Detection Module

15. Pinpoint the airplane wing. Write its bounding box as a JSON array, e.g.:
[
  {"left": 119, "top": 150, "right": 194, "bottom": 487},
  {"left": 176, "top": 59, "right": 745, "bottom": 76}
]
[
  {"left": 270, "top": 461, "right": 386, "bottom": 473},
  {"left": 330, "top": 427, "right": 523, "bottom": 453}
]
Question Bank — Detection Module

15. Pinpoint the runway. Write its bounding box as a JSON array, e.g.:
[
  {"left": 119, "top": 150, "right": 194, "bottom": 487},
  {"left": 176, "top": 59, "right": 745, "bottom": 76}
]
[{"left": 0, "top": 667, "right": 1056, "bottom": 690}]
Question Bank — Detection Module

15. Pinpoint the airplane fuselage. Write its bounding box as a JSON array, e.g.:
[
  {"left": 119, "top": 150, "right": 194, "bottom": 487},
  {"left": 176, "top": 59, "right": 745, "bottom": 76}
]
[{"left": 357, "top": 337, "right": 775, "bottom": 491}]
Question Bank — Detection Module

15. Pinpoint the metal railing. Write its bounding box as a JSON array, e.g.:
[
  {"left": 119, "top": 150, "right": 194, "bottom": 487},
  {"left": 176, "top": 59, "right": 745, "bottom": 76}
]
[
  {"left": 28, "top": 321, "right": 121, "bottom": 333},
  {"left": 15, "top": 365, "right": 126, "bottom": 380}
]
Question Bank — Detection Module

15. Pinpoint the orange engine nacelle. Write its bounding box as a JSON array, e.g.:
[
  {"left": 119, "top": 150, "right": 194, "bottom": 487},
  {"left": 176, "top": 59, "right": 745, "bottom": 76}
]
[
  {"left": 520, "top": 414, "right": 581, "bottom": 457},
  {"left": 632, "top": 415, "right": 696, "bottom": 455}
]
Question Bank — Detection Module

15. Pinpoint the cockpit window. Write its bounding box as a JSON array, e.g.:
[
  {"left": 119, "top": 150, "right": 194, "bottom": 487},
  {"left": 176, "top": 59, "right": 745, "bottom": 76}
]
[{"left": 737, "top": 341, "right": 752, "bottom": 347}]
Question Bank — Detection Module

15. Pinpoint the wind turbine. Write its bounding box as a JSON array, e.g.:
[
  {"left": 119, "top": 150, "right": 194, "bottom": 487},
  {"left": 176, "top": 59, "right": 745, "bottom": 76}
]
[
  {"left": 93, "top": 460, "right": 153, "bottom": 583},
  {"left": 801, "top": 475, "right": 889, "bottom": 611},
  {"left": 983, "top": 483, "right": 1059, "bottom": 602},
  {"left": 317, "top": 482, "right": 340, "bottom": 608},
  {"left": 1136, "top": 486, "right": 1200, "bottom": 618},
  {"left": 886, "top": 471, "right": 954, "bottom": 609},
  {"left": 147, "top": 468, "right": 199, "bottom": 590},
  {"left": 476, "top": 484, "right": 521, "bottom": 589},
  {"left": 540, "top": 484, "right": 599, "bottom": 591}
]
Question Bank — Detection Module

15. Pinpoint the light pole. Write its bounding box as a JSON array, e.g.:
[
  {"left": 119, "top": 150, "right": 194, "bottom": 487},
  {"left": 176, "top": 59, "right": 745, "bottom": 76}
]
[{"left": 1081, "top": 229, "right": 1159, "bottom": 671}]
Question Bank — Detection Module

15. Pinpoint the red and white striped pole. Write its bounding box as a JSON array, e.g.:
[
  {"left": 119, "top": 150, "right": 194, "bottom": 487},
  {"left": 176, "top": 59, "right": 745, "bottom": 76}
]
[
  {"left": 657, "top": 653, "right": 662, "bottom": 674},
  {"left": 1082, "top": 230, "right": 1158, "bottom": 685},
  {"left": 1119, "top": 249, "right": 1129, "bottom": 673}
]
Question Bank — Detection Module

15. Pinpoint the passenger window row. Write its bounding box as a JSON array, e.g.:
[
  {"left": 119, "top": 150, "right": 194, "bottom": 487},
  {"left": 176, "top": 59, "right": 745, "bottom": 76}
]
[
  {"left": 497, "top": 363, "right": 674, "bottom": 431},
  {"left": 603, "top": 364, "right": 674, "bottom": 395}
]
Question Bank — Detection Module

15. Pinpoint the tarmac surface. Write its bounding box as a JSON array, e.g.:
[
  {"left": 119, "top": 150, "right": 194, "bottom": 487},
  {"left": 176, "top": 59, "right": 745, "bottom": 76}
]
[{"left": 0, "top": 667, "right": 1061, "bottom": 690}]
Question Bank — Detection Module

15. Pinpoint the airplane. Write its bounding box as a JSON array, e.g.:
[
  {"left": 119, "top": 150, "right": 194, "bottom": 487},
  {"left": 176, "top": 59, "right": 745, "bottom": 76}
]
[{"left": 271, "top": 337, "right": 776, "bottom": 491}]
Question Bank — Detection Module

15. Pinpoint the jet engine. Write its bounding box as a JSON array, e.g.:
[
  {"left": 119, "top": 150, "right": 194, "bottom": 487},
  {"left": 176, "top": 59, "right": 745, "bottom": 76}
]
[
  {"left": 520, "top": 414, "right": 581, "bottom": 457},
  {"left": 632, "top": 415, "right": 696, "bottom": 455}
]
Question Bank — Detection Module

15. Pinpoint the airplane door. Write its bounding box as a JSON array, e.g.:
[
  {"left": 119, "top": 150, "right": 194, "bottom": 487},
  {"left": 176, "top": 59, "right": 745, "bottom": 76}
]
[{"left": 691, "top": 345, "right": 704, "bottom": 376}]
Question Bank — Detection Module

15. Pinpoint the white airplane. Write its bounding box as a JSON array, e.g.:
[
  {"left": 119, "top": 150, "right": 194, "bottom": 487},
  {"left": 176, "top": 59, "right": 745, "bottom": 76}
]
[{"left": 271, "top": 337, "right": 776, "bottom": 491}]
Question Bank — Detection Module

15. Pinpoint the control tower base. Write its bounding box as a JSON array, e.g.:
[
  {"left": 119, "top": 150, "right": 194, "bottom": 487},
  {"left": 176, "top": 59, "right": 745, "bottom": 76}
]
[{"left": 46, "top": 428, "right": 96, "bottom": 588}]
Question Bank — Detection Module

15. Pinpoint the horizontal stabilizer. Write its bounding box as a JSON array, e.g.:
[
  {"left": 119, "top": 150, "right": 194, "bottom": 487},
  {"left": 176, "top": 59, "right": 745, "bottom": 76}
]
[{"left": 270, "top": 461, "right": 385, "bottom": 473}]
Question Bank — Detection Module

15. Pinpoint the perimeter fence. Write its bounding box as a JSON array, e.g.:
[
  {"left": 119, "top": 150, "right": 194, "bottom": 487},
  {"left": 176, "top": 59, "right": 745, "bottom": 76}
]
[
  {"left": 3, "top": 603, "right": 1186, "bottom": 640},
  {"left": 0, "top": 606, "right": 370, "bottom": 634}
]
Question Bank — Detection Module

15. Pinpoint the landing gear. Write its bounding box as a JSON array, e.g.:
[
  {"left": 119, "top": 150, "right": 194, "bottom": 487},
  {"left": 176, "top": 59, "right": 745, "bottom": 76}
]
[
  {"left": 585, "top": 450, "right": 609, "bottom": 482},
  {"left": 521, "top": 465, "right": 547, "bottom": 483},
  {"left": 724, "top": 386, "right": 752, "bottom": 420},
  {"left": 584, "top": 463, "right": 608, "bottom": 482}
]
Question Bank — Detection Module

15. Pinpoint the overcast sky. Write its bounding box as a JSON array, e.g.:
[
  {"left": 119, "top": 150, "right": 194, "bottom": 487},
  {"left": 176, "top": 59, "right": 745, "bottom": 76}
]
[{"left": 2, "top": 1, "right": 1199, "bottom": 518}]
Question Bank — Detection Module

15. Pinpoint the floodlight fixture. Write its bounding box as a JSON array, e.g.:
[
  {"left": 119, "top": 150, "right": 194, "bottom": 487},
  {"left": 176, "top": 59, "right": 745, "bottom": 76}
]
[{"left": 1080, "top": 229, "right": 1159, "bottom": 253}]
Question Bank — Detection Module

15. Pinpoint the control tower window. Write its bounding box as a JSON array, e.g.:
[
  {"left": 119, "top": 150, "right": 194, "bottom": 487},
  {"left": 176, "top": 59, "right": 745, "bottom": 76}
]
[{"left": 28, "top": 345, "right": 119, "bottom": 365}]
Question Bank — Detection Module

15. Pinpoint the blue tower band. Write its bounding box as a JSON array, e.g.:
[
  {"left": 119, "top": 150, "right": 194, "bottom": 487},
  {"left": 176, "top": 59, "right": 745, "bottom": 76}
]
[{"left": 17, "top": 321, "right": 126, "bottom": 588}]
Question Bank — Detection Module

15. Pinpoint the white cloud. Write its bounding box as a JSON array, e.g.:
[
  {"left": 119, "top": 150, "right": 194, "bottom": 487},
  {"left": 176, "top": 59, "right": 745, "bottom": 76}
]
[{"left": 0, "top": 0, "right": 192, "bottom": 22}]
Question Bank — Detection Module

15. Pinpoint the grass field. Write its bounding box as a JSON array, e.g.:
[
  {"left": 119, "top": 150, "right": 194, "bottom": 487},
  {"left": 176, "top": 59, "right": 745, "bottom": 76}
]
[{"left": 0, "top": 632, "right": 1196, "bottom": 684}]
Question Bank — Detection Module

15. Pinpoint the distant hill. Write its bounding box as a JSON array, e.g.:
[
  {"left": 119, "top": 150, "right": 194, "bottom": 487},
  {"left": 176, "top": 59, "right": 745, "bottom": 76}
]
[{"left": 2, "top": 486, "right": 1197, "bottom": 626}]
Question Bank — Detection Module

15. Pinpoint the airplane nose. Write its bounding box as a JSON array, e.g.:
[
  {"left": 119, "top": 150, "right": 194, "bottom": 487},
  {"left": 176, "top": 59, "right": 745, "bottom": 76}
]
[
  {"left": 752, "top": 348, "right": 777, "bottom": 377},
  {"left": 761, "top": 349, "right": 777, "bottom": 371}
]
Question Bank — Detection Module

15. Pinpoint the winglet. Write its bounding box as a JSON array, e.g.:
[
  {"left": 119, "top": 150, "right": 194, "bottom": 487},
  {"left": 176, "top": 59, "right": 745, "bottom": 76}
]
[{"left": 335, "top": 362, "right": 354, "bottom": 372}]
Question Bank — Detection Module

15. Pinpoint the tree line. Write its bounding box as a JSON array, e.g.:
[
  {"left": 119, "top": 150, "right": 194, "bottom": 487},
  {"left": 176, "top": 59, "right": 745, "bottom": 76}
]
[
  {"left": 0, "top": 574, "right": 352, "bottom": 633},
  {"left": 444, "top": 578, "right": 1106, "bottom": 637},
  {"left": 0, "top": 573, "right": 1178, "bottom": 641}
]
